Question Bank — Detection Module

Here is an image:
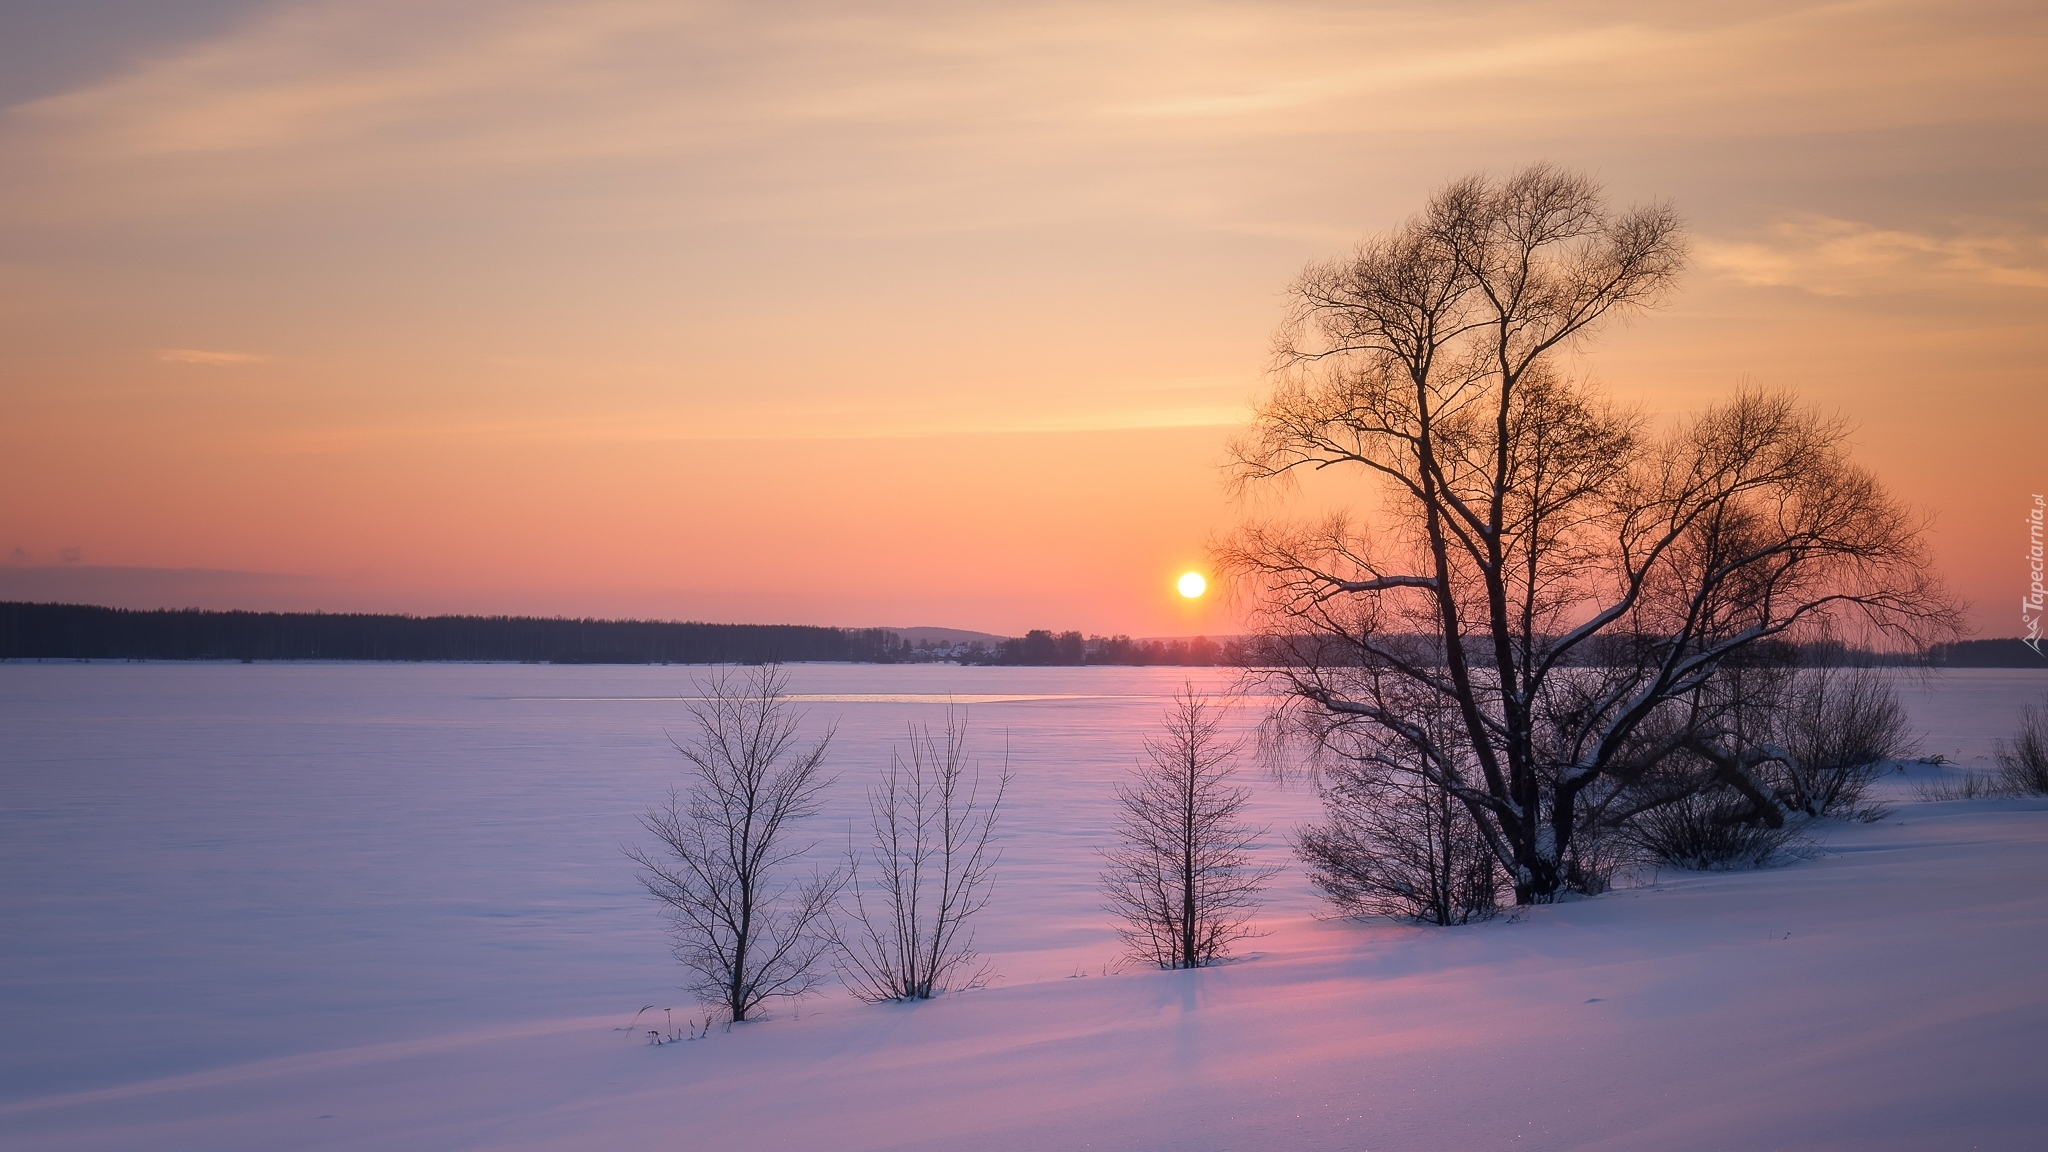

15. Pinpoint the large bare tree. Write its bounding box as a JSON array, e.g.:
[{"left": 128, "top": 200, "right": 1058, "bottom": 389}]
[
  {"left": 626, "top": 666, "right": 838, "bottom": 1022},
  {"left": 1222, "top": 165, "right": 1958, "bottom": 904}
]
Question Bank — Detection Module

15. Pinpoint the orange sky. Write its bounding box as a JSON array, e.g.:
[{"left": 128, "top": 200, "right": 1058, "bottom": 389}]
[{"left": 2, "top": 0, "right": 2043, "bottom": 637}]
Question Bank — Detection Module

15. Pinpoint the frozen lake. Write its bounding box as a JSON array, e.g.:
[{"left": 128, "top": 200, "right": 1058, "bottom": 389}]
[{"left": 2, "top": 662, "right": 2042, "bottom": 1103}]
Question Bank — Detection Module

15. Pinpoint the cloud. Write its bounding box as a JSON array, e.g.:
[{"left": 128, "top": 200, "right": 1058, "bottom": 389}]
[
  {"left": 158, "top": 348, "right": 270, "bottom": 365},
  {"left": 1697, "top": 215, "right": 2048, "bottom": 297},
  {"left": 8, "top": 0, "right": 2043, "bottom": 234}
]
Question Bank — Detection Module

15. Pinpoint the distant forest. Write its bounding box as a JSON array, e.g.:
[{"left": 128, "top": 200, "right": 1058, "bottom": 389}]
[
  {"left": 3, "top": 602, "right": 2037, "bottom": 668},
  {"left": 0, "top": 603, "right": 1235, "bottom": 666},
  {"left": 0, "top": 602, "right": 906, "bottom": 664},
  {"left": 1923, "top": 639, "right": 2048, "bottom": 668},
  {"left": 976, "top": 630, "right": 1238, "bottom": 667}
]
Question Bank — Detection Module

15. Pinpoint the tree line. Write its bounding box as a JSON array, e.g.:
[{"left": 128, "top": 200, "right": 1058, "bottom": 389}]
[
  {"left": 0, "top": 602, "right": 900, "bottom": 664},
  {"left": 985, "top": 630, "right": 1237, "bottom": 667},
  {"left": 0, "top": 602, "right": 1261, "bottom": 667}
]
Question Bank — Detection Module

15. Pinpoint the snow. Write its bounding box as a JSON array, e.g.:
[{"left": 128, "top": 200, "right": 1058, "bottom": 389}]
[{"left": 2, "top": 663, "right": 2044, "bottom": 1150}]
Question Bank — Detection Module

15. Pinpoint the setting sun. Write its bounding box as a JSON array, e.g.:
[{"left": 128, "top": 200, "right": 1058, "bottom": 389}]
[{"left": 1176, "top": 571, "right": 1207, "bottom": 599}]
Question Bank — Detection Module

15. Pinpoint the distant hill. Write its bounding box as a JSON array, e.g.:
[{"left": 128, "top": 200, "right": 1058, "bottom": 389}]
[{"left": 873, "top": 626, "right": 1010, "bottom": 647}]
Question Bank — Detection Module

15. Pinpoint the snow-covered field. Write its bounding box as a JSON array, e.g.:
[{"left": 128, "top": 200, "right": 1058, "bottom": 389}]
[{"left": 2, "top": 663, "right": 2044, "bottom": 1150}]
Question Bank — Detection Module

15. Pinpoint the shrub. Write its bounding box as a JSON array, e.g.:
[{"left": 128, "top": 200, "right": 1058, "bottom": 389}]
[
  {"left": 1775, "top": 665, "right": 1912, "bottom": 821},
  {"left": 1625, "top": 788, "right": 1809, "bottom": 872},
  {"left": 1296, "top": 769, "right": 1503, "bottom": 925},
  {"left": 1994, "top": 697, "right": 2048, "bottom": 795},
  {"left": 1910, "top": 770, "right": 2004, "bottom": 802}
]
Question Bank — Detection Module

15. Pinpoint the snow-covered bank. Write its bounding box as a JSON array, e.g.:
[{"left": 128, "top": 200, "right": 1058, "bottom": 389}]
[{"left": 4, "top": 798, "right": 2044, "bottom": 1150}]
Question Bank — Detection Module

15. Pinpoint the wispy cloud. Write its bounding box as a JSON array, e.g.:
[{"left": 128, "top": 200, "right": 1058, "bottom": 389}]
[
  {"left": 1698, "top": 215, "right": 2048, "bottom": 296},
  {"left": 158, "top": 348, "right": 270, "bottom": 365},
  {"left": 9, "top": 0, "right": 2043, "bottom": 233}
]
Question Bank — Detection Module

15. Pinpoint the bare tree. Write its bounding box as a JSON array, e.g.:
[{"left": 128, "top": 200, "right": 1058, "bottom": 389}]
[
  {"left": 1618, "top": 786, "right": 1810, "bottom": 872},
  {"left": 1102, "top": 687, "right": 1277, "bottom": 968},
  {"left": 1995, "top": 693, "right": 2048, "bottom": 794},
  {"left": 832, "top": 713, "right": 1010, "bottom": 1002},
  {"left": 1223, "top": 164, "right": 1959, "bottom": 904},
  {"left": 626, "top": 666, "right": 838, "bottom": 1023}
]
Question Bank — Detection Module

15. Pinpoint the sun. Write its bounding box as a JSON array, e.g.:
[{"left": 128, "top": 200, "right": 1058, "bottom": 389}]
[{"left": 1176, "top": 571, "right": 1207, "bottom": 599}]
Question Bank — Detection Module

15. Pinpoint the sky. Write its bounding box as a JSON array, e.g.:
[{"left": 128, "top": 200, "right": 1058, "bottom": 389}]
[{"left": 1, "top": 0, "right": 2042, "bottom": 638}]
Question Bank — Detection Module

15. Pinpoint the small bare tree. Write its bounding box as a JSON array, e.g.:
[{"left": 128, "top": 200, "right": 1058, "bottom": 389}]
[
  {"left": 1101, "top": 687, "right": 1277, "bottom": 969},
  {"left": 832, "top": 713, "right": 1010, "bottom": 1002},
  {"left": 626, "top": 666, "right": 838, "bottom": 1023}
]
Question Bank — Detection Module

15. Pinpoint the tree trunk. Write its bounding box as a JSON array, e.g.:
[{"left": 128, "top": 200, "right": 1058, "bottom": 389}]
[{"left": 1181, "top": 791, "right": 1198, "bottom": 968}]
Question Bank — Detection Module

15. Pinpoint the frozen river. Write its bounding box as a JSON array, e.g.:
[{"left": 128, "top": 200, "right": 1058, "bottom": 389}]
[{"left": 1, "top": 662, "right": 2041, "bottom": 1102}]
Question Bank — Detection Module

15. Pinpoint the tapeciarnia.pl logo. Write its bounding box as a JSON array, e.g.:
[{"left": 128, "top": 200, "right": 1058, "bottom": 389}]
[{"left": 2026, "top": 493, "right": 2046, "bottom": 658}]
